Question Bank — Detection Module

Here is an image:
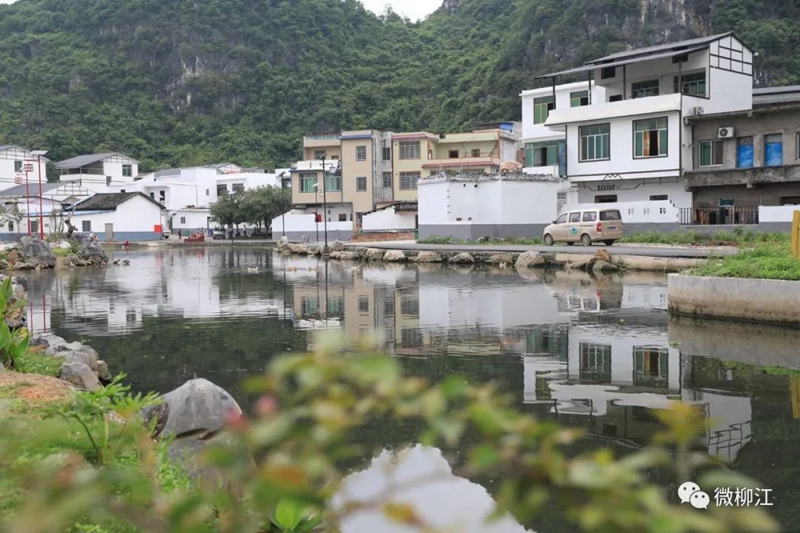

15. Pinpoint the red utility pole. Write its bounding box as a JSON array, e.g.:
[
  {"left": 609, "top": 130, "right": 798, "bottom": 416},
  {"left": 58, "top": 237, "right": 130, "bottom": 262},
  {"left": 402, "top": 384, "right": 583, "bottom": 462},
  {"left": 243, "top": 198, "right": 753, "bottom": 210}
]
[
  {"left": 24, "top": 164, "right": 31, "bottom": 236},
  {"left": 36, "top": 156, "right": 44, "bottom": 239}
]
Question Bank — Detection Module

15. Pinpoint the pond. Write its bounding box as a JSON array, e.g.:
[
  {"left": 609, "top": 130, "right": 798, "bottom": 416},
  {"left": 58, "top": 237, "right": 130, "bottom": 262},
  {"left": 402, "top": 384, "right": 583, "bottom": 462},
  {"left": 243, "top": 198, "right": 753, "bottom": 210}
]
[{"left": 23, "top": 247, "right": 800, "bottom": 531}]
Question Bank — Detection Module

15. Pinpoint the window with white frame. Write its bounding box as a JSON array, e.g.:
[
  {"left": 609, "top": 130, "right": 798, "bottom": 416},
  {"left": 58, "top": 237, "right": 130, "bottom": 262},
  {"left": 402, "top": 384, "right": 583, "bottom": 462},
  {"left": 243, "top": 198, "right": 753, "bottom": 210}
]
[
  {"left": 300, "top": 173, "right": 317, "bottom": 193},
  {"left": 699, "top": 140, "right": 723, "bottom": 167},
  {"left": 631, "top": 79, "right": 660, "bottom": 98},
  {"left": 570, "top": 90, "right": 589, "bottom": 107},
  {"left": 674, "top": 72, "right": 707, "bottom": 97},
  {"left": 356, "top": 146, "right": 367, "bottom": 161},
  {"left": 122, "top": 164, "right": 133, "bottom": 177},
  {"left": 399, "top": 141, "right": 420, "bottom": 160},
  {"left": 634, "top": 117, "right": 668, "bottom": 158},
  {"left": 356, "top": 177, "right": 367, "bottom": 191},
  {"left": 579, "top": 124, "right": 610, "bottom": 161},
  {"left": 399, "top": 172, "right": 419, "bottom": 190}
]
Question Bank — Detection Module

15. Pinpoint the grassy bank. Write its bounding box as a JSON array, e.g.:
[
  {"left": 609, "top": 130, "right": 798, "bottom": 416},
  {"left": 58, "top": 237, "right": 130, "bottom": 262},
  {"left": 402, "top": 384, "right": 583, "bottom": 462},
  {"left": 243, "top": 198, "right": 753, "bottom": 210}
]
[
  {"left": 418, "top": 235, "right": 542, "bottom": 246},
  {"left": 619, "top": 229, "right": 790, "bottom": 246},
  {"left": 692, "top": 243, "right": 800, "bottom": 280}
]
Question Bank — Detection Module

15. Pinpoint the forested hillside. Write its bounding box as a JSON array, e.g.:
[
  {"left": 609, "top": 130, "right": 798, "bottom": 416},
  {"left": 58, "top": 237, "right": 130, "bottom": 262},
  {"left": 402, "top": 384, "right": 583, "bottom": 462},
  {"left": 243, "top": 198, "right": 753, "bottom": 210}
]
[{"left": 0, "top": 0, "right": 797, "bottom": 172}]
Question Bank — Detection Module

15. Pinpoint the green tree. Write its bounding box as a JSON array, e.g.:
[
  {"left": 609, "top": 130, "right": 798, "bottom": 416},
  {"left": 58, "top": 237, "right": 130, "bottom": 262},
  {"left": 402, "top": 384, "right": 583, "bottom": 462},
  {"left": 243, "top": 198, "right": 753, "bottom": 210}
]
[{"left": 241, "top": 186, "right": 292, "bottom": 235}]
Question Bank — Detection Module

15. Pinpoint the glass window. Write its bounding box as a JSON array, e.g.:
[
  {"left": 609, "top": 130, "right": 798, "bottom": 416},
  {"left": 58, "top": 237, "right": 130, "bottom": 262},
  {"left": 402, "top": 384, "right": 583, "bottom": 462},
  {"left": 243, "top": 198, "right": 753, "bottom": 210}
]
[
  {"left": 699, "top": 140, "right": 723, "bottom": 167},
  {"left": 217, "top": 184, "right": 227, "bottom": 195},
  {"left": 568, "top": 212, "right": 581, "bottom": 223},
  {"left": 634, "top": 117, "right": 668, "bottom": 158},
  {"left": 313, "top": 150, "right": 326, "bottom": 159},
  {"left": 601, "top": 67, "right": 616, "bottom": 79},
  {"left": 737, "top": 137, "right": 754, "bottom": 168},
  {"left": 632, "top": 79, "right": 660, "bottom": 98},
  {"left": 356, "top": 146, "right": 367, "bottom": 161},
  {"left": 401, "top": 298, "right": 419, "bottom": 316},
  {"left": 555, "top": 213, "right": 568, "bottom": 224},
  {"left": 533, "top": 96, "right": 555, "bottom": 124},
  {"left": 650, "top": 195, "right": 668, "bottom": 201},
  {"left": 399, "top": 172, "right": 419, "bottom": 190},
  {"left": 325, "top": 173, "right": 342, "bottom": 192},
  {"left": 600, "top": 210, "right": 622, "bottom": 221},
  {"left": 301, "top": 296, "right": 319, "bottom": 316},
  {"left": 674, "top": 72, "right": 707, "bottom": 96},
  {"left": 765, "top": 134, "right": 783, "bottom": 167},
  {"left": 122, "top": 164, "right": 132, "bottom": 177},
  {"left": 471, "top": 148, "right": 480, "bottom": 157},
  {"left": 525, "top": 141, "right": 560, "bottom": 167},
  {"left": 570, "top": 90, "right": 589, "bottom": 107},
  {"left": 327, "top": 296, "right": 344, "bottom": 315},
  {"left": 382, "top": 172, "right": 392, "bottom": 188},
  {"left": 382, "top": 147, "right": 391, "bottom": 161},
  {"left": 448, "top": 150, "right": 459, "bottom": 159},
  {"left": 356, "top": 177, "right": 367, "bottom": 191},
  {"left": 582, "top": 211, "right": 597, "bottom": 222},
  {"left": 82, "top": 221, "right": 91, "bottom": 232},
  {"left": 231, "top": 183, "right": 244, "bottom": 192},
  {"left": 579, "top": 124, "right": 610, "bottom": 161},
  {"left": 299, "top": 173, "right": 317, "bottom": 193},
  {"left": 14, "top": 161, "right": 22, "bottom": 172},
  {"left": 399, "top": 141, "right": 420, "bottom": 160},
  {"left": 180, "top": 217, "right": 186, "bottom": 224},
  {"left": 595, "top": 195, "right": 617, "bottom": 203},
  {"left": 579, "top": 342, "right": 612, "bottom": 383},
  {"left": 338, "top": 213, "right": 347, "bottom": 222},
  {"left": 358, "top": 296, "right": 369, "bottom": 313}
]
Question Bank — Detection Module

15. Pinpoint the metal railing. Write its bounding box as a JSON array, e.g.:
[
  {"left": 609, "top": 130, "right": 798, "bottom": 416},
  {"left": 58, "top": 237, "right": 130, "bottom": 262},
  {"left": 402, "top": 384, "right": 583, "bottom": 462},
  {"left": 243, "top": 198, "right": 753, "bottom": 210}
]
[{"left": 679, "top": 206, "right": 759, "bottom": 226}]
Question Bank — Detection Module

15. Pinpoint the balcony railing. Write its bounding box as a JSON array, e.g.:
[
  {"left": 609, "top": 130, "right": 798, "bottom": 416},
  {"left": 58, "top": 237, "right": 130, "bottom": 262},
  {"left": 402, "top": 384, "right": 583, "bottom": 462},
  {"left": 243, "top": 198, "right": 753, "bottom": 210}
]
[
  {"left": 304, "top": 134, "right": 341, "bottom": 142},
  {"left": 679, "top": 206, "right": 759, "bottom": 226}
]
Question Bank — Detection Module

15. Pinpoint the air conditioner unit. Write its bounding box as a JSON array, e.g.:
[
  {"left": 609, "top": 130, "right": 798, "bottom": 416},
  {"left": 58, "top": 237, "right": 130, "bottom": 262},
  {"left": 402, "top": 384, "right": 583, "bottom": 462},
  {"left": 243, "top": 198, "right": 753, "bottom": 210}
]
[{"left": 718, "top": 127, "right": 735, "bottom": 139}]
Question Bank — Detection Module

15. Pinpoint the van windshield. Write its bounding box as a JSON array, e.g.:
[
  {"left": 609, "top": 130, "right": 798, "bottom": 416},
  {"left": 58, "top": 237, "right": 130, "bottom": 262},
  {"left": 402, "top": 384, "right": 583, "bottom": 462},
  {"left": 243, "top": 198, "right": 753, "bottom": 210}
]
[{"left": 600, "top": 210, "right": 622, "bottom": 221}]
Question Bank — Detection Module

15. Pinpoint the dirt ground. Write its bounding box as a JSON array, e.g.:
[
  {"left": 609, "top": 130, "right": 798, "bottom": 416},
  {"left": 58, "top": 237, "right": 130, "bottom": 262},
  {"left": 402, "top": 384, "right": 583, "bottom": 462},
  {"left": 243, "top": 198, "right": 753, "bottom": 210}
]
[{"left": 0, "top": 372, "right": 73, "bottom": 407}]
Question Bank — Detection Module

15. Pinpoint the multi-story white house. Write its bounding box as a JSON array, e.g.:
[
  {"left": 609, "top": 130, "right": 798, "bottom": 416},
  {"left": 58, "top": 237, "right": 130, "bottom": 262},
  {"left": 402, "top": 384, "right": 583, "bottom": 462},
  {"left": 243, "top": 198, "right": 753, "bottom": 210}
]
[
  {"left": 55, "top": 153, "right": 140, "bottom": 193},
  {"left": 0, "top": 145, "right": 48, "bottom": 191},
  {"left": 532, "top": 32, "right": 753, "bottom": 209}
]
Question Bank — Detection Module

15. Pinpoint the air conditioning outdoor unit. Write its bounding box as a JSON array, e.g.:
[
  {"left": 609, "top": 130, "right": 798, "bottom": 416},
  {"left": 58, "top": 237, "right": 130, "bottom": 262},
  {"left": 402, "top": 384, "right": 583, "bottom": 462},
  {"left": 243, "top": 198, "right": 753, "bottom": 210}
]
[{"left": 718, "top": 127, "right": 735, "bottom": 139}]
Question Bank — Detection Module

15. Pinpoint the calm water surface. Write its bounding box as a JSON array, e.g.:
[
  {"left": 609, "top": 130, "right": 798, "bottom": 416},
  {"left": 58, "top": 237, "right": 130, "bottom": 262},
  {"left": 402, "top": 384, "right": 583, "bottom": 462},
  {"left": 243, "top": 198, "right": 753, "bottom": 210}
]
[{"left": 23, "top": 247, "right": 800, "bottom": 531}]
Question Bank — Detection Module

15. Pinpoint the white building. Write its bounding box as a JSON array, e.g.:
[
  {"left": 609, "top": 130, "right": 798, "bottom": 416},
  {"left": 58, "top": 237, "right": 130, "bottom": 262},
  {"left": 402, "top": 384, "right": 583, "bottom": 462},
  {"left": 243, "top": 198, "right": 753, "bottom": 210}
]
[
  {"left": 68, "top": 192, "right": 165, "bottom": 241},
  {"left": 530, "top": 33, "right": 753, "bottom": 209},
  {"left": 0, "top": 145, "right": 48, "bottom": 191},
  {"left": 55, "top": 153, "right": 140, "bottom": 193}
]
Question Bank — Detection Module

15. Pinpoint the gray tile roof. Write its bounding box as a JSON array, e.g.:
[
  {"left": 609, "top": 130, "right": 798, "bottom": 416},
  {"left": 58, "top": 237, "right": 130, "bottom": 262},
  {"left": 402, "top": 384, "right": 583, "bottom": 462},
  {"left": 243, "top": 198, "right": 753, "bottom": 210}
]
[
  {"left": 0, "top": 182, "right": 62, "bottom": 197},
  {"left": 536, "top": 45, "right": 708, "bottom": 79},
  {"left": 70, "top": 192, "right": 164, "bottom": 211},
  {"left": 56, "top": 152, "right": 139, "bottom": 169},
  {"left": 588, "top": 32, "right": 733, "bottom": 64}
]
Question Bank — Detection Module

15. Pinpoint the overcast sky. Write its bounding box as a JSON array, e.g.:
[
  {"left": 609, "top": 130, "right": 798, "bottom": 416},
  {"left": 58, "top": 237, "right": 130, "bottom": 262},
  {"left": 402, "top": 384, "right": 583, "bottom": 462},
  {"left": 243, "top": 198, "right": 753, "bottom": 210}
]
[{"left": 360, "top": 0, "right": 440, "bottom": 21}]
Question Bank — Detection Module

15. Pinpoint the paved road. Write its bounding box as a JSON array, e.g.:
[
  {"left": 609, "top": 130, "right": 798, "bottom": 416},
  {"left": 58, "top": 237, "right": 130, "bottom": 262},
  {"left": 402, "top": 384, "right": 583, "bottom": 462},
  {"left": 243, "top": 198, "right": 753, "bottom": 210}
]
[{"left": 343, "top": 242, "right": 736, "bottom": 258}]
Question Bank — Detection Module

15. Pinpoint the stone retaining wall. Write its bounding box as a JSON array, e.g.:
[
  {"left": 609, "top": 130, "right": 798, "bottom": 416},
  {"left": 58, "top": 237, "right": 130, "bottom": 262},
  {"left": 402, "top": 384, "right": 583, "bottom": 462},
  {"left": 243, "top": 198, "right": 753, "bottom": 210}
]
[{"left": 668, "top": 273, "right": 800, "bottom": 324}]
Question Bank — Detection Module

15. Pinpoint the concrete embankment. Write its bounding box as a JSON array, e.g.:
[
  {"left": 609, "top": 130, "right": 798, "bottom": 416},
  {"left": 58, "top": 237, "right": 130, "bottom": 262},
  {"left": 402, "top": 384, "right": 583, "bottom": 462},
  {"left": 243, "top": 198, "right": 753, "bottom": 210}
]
[
  {"left": 274, "top": 238, "right": 705, "bottom": 274},
  {"left": 668, "top": 273, "right": 800, "bottom": 325}
]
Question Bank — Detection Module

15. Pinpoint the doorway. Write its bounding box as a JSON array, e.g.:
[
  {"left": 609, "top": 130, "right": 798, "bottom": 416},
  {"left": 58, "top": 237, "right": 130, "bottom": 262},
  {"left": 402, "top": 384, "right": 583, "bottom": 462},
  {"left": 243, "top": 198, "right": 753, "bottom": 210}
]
[{"left": 105, "top": 223, "right": 114, "bottom": 242}]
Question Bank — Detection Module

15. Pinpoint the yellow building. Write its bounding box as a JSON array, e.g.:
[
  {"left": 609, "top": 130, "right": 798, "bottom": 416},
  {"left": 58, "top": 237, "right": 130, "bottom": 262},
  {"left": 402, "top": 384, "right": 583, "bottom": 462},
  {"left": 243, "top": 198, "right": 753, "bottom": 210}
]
[{"left": 302, "top": 134, "right": 341, "bottom": 161}]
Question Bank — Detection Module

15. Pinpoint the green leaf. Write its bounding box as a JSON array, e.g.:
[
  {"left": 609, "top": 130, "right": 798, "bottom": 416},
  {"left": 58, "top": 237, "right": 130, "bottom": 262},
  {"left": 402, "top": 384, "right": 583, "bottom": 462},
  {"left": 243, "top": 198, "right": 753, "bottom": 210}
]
[
  {"left": 468, "top": 444, "right": 501, "bottom": 470},
  {"left": 440, "top": 376, "right": 468, "bottom": 399},
  {"left": 273, "top": 498, "right": 305, "bottom": 531},
  {"left": 349, "top": 355, "right": 400, "bottom": 386}
]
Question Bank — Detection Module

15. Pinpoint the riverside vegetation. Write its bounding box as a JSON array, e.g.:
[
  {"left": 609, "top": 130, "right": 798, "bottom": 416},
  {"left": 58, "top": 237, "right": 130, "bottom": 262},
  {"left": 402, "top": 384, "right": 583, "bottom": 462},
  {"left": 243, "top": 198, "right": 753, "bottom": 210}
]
[
  {"left": 0, "top": 273, "right": 782, "bottom": 533},
  {"left": 692, "top": 243, "right": 800, "bottom": 281}
]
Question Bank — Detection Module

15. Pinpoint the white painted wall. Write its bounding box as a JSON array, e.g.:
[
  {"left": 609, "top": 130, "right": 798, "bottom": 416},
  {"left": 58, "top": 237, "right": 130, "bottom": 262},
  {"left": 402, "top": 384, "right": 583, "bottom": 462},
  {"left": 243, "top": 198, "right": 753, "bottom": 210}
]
[
  {"left": 172, "top": 209, "right": 211, "bottom": 231},
  {"left": 759, "top": 206, "right": 800, "bottom": 222},
  {"left": 0, "top": 148, "right": 46, "bottom": 190},
  {"left": 573, "top": 179, "right": 692, "bottom": 208},
  {"left": 520, "top": 82, "right": 606, "bottom": 142},
  {"left": 0, "top": 197, "right": 64, "bottom": 237},
  {"left": 362, "top": 206, "right": 416, "bottom": 232},
  {"left": 272, "top": 210, "right": 353, "bottom": 235},
  {"left": 70, "top": 195, "right": 163, "bottom": 234},
  {"left": 419, "top": 181, "right": 449, "bottom": 225},
  {"left": 595, "top": 52, "right": 708, "bottom": 100},
  {"left": 561, "top": 200, "right": 679, "bottom": 223}
]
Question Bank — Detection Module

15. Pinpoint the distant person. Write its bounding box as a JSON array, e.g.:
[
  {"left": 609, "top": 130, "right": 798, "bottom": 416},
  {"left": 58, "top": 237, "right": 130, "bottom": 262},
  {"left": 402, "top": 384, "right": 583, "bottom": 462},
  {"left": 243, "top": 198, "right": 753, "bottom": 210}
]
[{"left": 178, "top": 229, "right": 182, "bottom": 240}]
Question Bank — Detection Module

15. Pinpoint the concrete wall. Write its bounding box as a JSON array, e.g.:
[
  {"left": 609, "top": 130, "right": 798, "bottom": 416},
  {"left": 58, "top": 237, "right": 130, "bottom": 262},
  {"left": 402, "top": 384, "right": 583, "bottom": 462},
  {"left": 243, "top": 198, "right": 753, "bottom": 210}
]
[
  {"left": 172, "top": 209, "right": 211, "bottom": 232},
  {"left": 561, "top": 200, "right": 679, "bottom": 223},
  {"left": 668, "top": 274, "right": 800, "bottom": 324},
  {"left": 759, "top": 205, "right": 800, "bottom": 222},
  {"left": 520, "top": 82, "right": 606, "bottom": 142},
  {"left": 574, "top": 178, "right": 692, "bottom": 208},
  {"left": 691, "top": 181, "right": 800, "bottom": 207},
  {"left": 271, "top": 210, "right": 353, "bottom": 241},
  {"left": 362, "top": 206, "right": 416, "bottom": 232},
  {"left": 69, "top": 195, "right": 163, "bottom": 241}
]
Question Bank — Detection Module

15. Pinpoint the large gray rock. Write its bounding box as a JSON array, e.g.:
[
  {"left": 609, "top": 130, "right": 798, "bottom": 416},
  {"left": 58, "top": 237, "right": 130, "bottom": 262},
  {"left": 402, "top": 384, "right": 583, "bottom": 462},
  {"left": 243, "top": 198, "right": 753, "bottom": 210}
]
[
  {"left": 383, "top": 250, "right": 407, "bottom": 262},
  {"left": 449, "top": 252, "right": 475, "bottom": 264},
  {"left": 77, "top": 240, "right": 108, "bottom": 265},
  {"left": 30, "top": 333, "right": 100, "bottom": 372},
  {"left": 365, "top": 248, "right": 384, "bottom": 262},
  {"left": 414, "top": 251, "right": 443, "bottom": 263},
  {"left": 515, "top": 251, "right": 545, "bottom": 269},
  {"left": 276, "top": 236, "right": 289, "bottom": 251},
  {"left": 18, "top": 237, "right": 56, "bottom": 269},
  {"left": 592, "top": 260, "right": 621, "bottom": 274},
  {"left": 158, "top": 378, "right": 243, "bottom": 439},
  {"left": 330, "top": 251, "right": 360, "bottom": 261},
  {"left": 58, "top": 362, "right": 101, "bottom": 391},
  {"left": 287, "top": 243, "right": 309, "bottom": 255},
  {"left": 487, "top": 253, "right": 513, "bottom": 265},
  {"left": 331, "top": 240, "right": 345, "bottom": 252}
]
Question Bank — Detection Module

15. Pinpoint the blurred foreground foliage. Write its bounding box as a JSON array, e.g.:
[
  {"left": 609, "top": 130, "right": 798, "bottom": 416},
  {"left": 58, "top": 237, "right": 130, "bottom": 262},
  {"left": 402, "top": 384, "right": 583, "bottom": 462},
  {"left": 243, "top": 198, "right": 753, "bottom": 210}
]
[{"left": 0, "top": 333, "right": 781, "bottom": 533}]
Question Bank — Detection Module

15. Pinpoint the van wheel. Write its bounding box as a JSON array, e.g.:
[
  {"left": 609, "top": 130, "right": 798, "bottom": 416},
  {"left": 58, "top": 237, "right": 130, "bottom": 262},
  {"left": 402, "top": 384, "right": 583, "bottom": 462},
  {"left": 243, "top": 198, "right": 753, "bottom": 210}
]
[
  {"left": 543, "top": 234, "right": 554, "bottom": 246},
  {"left": 581, "top": 234, "right": 592, "bottom": 246},
  {"left": 604, "top": 240, "right": 615, "bottom": 246}
]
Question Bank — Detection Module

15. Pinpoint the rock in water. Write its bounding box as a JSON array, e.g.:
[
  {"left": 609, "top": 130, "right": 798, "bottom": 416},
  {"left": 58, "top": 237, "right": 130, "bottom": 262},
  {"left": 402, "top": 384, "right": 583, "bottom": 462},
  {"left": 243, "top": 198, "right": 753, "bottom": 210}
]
[
  {"left": 18, "top": 237, "right": 56, "bottom": 269},
  {"left": 414, "top": 251, "right": 443, "bottom": 263},
  {"left": 449, "top": 252, "right": 475, "bottom": 264},
  {"left": 383, "top": 250, "right": 407, "bottom": 262},
  {"left": 58, "top": 362, "right": 102, "bottom": 391},
  {"left": 515, "top": 251, "right": 545, "bottom": 269},
  {"left": 78, "top": 240, "right": 108, "bottom": 265},
  {"left": 331, "top": 240, "right": 345, "bottom": 252},
  {"left": 365, "top": 248, "right": 384, "bottom": 262},
  {"left": 30, "top": 332, "right": 101, "bottom": 372},
  {"left": 158, "top": 378, "right": 243, "bottom": 438}
]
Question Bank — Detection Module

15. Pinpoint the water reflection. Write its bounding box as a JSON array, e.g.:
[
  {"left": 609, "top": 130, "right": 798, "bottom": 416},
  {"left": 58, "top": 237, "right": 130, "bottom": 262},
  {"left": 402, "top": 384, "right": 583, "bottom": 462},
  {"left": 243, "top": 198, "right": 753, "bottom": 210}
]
[{"left": 22, "top": 248, "right": 800, "bottom": 529}]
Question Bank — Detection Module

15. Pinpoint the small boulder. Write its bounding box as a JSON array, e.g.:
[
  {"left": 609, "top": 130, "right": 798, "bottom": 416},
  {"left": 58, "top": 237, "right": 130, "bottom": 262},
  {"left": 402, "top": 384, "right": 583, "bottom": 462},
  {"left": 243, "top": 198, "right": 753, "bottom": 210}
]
[
  {"left": 287, "top": 243, "right": 309, "bottom": 255},
  {"left": 515, "top": 251, "right": 545, "bottom": 269},
  {"left": 487, "top": 253, "right": 513, "bottom": 265},
  {"left": 77, "top": 240, "right": 108, "bottom": 265},
  {"left": 58, "top": 362, "right": 101, "bottom": 391},
  {"left": 96, "top": 360, "right": 112, "bottom": 382},
  {"left": 158, "top": 378, "right": 243, "bottom": 439},
  {"left": 18, "top": 237, "right": 56, "bottom": 269},
  {"left": 310, "top": 246, "right": 323, "bottom": 257},
  {"left": 592, "top": 260, "right": 620, "bottom": 274},
  {"left": 414, "top": 251, "right": 443, "bottom": 263},
  {"left": 365, "top": 248, "right": 384, "bottom": 262},
  {"left": 449, "top": 252, "right": 475, "bottom": 264},
  {"left": 276, "top": 236, "right": 289, "bottom": 251},
  {"left": 383, "top": 250, "right": 407, "bottom": 262},
  {"left": 331, "top": 240, "right": 345, "bottom": 252},
  {"left": 594, "top": 249, "right": 612, "bottom": 263},
  {"left": 30, "top": 333, "right": 100, "bottom": 372},
  {"left": 330, "top": 251, "right": 360, "bottom": 261}
]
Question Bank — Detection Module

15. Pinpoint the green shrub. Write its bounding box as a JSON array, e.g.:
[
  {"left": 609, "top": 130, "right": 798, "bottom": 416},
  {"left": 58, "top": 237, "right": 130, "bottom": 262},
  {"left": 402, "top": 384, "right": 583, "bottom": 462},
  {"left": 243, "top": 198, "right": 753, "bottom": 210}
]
[{"left": 692, "top": 243, "right": 800, "bottom": 280}]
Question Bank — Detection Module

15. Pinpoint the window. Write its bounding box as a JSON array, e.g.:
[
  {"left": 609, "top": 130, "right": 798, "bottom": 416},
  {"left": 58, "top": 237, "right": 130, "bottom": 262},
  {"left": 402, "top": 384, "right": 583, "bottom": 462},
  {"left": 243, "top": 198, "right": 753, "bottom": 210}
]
[
  {"left": 231, "top": 183, "right": 244, "bottom": 192},
  {"left": 765, "top": 134, "right": 783, "bottom": 167},
  {"left": 554, "top": 213, "right": 568, "bottom": 224},
  {"left": 217, "top": 184, "right": 227, "bottom": 195},
  {"left": 356, "top": 177, "right": 367, "bottom": 192},
  {"left": 579, "top": 124, "right": 610, "bottom": 161},
  {"left": 399, "top": 172, "right": 419, "bottom": 190},
  {"left": 533, "top": 96, "right": 555, "bottom": 124},
  {"left": 382, "top": 172, "right": 392, "bottom": 188},
  {"left": 327, "top": 297, "right": 344, "bottom": 315},
  {"left": 632, "top": 79, "right": 660, "bottom": 98},
  {"left": 599, "top": 210, "right": 622, "bottom": 221},
  {"left": 447, "top": 150, "right": 458, "bottom": 159},
  {"left": 401, "top": 298, "right": 419, "bottom": 316},
  {"left": 300, "top": 173, "right": 317, "bottom": 193},
  {"left": 325, "top": 173, "right": 342, "bottom": 192},
  {"left": 149, "top": 192, "right": 155, "bottom": 199},
  {"left": 737, "top": 137, "right": 754, "bottom": 168},
  {"left": 301, "top": 296, "right": 319, "bottom": 316},
  {"left": 338, "top": 213, "right": 347, "bottom": 222},
  {"left": 570, "top": 90, "right": 589, "bottom": 107},
  {"left": 159, "top": 191, "right": 166, "bottom": 202},
  {"left": 780, "top": 197, "right": 800, "bottom": 206},
  {"left": 206, "top": 189, "right": 209, "bottom": 196},
  {"left": 601, "top": 67, "right": 616, "bottom": 79},
  {"left": 356, "top": 146, "right": 367, "bottom": 161},
  {"left": 633, "top": 347, "right": 669, "bottom": 388},
  {"left": 579, "top": 342, "right": 612, "bottom": 383},
  {"left": 106, "top": 176, "right": 112, "bottom": 186},
  {"left": 14, "top": 161, "right": 22, "bottom": 172},
  {"left": 674, "top": 72, "right": 706, "bottom": 96},
  {"left": 180, "top": 217, "right": 186, "bottom": 224},
  {"left": 399, "top": 141, "right": 420, "bottom": 160},
  {"left": 526, "top": 141, "right": 560, "bottom": 167},
  {"left": 471, "top": 148, "right": 481, "bottom": 157},
  {"left": 568, "top": 212, "right": 581, "bottom": 223},
  {"left": 401, "top": 329, "right": 424, "bottom": 348},
  {"left": 313, "top": 150, "right": 326, "bottom": 159},
  {"left": 122, "top": 164, "right": 132, "bottom": 177},
  {"left": 30, "top": 220, "right": 38, "bottom": 234},
  {"left": 650, "top": 195, "right": 668, "bottom": 201},
  {"left": 699, "top": 140, "right": 723, "bottom": 167},
  {"left": 594, "top": 195, "right": 618, "bottom": 203},
  {"left": 7, "top": 221, "right": 12, "bottom": 231},
  {"left": 120, "top": 189, "right": 126, "bottom": 193},
  {"left": 634, "top": 117, "right": 668, "bottom": 158},
  {"left": 582, "top": 212, "right": 597, "bottom": 222},
  {"left": 358, "top": 296, "right": 369, "bottom": 313},
  {"left": 382, "top": 147, "right": 391, "bottom": 161},
  {"left": 82, "top": 221, "right": 91, "bottom": 232},
  {"left": 797, "top": 132, "right": 800, "bottom": 160},
  {"left": 609, "top": 95, "right": 623, "bottom": 102}
]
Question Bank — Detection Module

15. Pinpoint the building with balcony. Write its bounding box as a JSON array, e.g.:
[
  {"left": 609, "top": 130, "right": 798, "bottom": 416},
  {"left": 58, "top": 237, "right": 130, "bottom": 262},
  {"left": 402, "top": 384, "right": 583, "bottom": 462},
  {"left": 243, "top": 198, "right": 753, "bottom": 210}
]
[
  {"left": 535, "top": 33, "right": 753, "bottom": 210},
  {"left": 55, "top": 153, "right": 140, "bottom": 193}
]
